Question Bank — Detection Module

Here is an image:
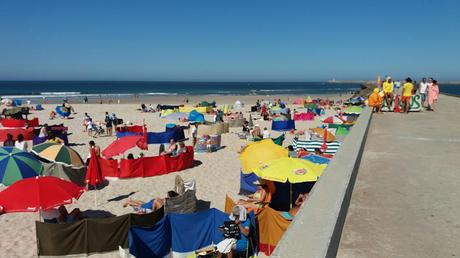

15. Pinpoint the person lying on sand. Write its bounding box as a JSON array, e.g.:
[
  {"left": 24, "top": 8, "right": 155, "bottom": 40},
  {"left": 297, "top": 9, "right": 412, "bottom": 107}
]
[
  {"left": 123, "top": 191, "right": 179, "bottom": 213},
  {"left": 42, "top": 205, "right": 85, "bottom": 223}
]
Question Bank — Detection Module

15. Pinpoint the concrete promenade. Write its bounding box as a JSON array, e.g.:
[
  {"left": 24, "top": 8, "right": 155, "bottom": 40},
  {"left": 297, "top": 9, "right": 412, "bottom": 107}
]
[{"left": 338, "top": 94, "right": 460, "bottom": 258}]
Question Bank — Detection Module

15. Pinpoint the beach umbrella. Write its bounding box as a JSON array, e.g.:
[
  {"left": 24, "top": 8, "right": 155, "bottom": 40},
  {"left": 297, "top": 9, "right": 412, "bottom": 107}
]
[
  {"left": 102, "top": 135, "right": 143, "bottom": 159},
  {"left": 302, "top": 154, "right": 330, "bottom": 165},
  {"left": 239, "top": 139, "right": 288, "bottom": 173},
  {"left": 0, "top": 147, "right": 43, "bottom": 186},
  {"left": 253, "top": 157, "right": 326, "bottom": 183},
  {"left": 322, "top": 116, "right": 344, "bottom": 124},
  {"left": 310, "top": 128, "right": 336, "bottom": 142},
  {"left": 343, "top": 106, "right": 363, "bottom": 115},
  {"left": 0, "top": 176, "right": 84, "bottom": 213},
  {"left": 32, "top": 142, "right": 84, "bottom": 168}
]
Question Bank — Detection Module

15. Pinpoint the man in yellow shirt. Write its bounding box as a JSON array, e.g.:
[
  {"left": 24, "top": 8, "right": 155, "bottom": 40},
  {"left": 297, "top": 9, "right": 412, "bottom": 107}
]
[
  {"left": 382, "top": 77, "right": 394, "bottom": 111},
  {"left": 402, "top": 77, "right": 414, "bottom": 113}
]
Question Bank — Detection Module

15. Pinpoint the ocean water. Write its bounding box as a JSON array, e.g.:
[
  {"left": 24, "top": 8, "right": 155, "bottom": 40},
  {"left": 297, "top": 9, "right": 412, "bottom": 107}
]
[
  {"left": 0, "top": 81, "right": 361, "bottom": 99},
  {"left": 439, "top": 84, "right": 460, "bottom": 96}
]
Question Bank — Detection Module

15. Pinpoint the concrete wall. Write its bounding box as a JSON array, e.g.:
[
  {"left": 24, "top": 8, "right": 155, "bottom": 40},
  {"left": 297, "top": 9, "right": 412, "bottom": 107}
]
[{"left": 272, "top": 108, "right": 372, "bottom": 258}]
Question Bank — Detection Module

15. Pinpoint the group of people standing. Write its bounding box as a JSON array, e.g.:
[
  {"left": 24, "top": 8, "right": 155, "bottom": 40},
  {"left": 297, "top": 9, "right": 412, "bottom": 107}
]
[{"left": 369, "top": 76, "right": 440, "bottom": 113}]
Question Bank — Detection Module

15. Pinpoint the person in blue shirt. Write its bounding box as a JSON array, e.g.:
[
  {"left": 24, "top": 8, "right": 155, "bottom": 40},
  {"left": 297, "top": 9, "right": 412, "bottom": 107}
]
[{"left": 217, "top": 205, "right": 251, "bottom": 257}]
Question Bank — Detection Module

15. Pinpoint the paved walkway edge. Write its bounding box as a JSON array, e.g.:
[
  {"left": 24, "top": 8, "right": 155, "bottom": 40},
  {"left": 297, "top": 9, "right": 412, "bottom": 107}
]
[{"left": 272, "top": 108, "right": 372, "bottom": 258}]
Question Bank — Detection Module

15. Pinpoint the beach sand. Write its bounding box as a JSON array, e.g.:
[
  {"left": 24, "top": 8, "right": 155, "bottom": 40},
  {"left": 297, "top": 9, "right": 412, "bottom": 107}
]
[{"left": 0, "top": 94, "right": 347, "bottom": 257}]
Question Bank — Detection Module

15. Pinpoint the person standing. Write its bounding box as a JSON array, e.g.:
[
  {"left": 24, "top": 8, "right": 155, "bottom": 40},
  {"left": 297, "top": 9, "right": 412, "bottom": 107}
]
[
  {"left": 402, "top": 78, "right": 414, "bottom": 114},
  {"left": 419, "top": 78, "right": 429, "bottom": 107},
  {"left": 104, "top": 112, "right": 113, "bottom": 136},
  {"left": 427, "top": 79, "right": 440, "bottom": 111},
  {"left": 87, "top": 140, "right": 101, "bottom": 165},
  {"left": 382, "top": 77, "right": 394, "bottom": 110}
]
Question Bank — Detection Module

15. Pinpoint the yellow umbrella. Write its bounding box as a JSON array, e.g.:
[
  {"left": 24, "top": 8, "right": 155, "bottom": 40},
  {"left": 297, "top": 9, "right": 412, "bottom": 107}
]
[
  {"left": 253, "top": 157, "right": 327, "bottom": 183},
  {"left": 240, "top": 139, "right": 288, "bottom": 173}
]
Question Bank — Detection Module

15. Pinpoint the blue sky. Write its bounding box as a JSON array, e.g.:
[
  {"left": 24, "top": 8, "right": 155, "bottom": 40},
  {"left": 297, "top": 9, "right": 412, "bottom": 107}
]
[{"left": 0, "top": 0, "right": 459, "bottom": 81}]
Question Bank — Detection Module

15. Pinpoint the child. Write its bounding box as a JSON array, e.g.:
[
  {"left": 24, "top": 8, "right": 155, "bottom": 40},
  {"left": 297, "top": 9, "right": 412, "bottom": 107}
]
[
  {"left": 368, "top": 88, "right": 383, "bottom": 113},
  {"left": 206, "top": 138, "right": 212, "bottom": 153},
  {"left": 49, "top": 110, "right": 57, "bottom": 120}
]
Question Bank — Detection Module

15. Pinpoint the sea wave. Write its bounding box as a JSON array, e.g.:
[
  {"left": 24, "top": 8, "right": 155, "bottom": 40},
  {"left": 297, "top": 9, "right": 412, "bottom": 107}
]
[{"left": 41, "top": 92, "right": 81, "bottom": 96}]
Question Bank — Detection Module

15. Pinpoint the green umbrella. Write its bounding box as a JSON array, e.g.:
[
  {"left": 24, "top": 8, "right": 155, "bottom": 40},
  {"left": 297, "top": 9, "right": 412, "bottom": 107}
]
[
  {"left": 0, "top": 147, "right": 43, "bottom": 186},
  {"left": 343, "top": 106, "right": 363, "bottom": 114}
]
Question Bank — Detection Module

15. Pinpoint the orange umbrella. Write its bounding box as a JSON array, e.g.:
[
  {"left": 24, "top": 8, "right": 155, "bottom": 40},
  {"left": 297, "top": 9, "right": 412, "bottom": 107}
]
[{"left": 310, "top": 128, "right": 335, "bottom": 142}]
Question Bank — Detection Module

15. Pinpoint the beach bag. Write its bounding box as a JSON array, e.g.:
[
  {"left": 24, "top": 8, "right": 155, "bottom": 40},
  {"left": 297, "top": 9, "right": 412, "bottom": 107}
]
[{"left": 221, "top": 221, "right": 240, "bottom": 239}]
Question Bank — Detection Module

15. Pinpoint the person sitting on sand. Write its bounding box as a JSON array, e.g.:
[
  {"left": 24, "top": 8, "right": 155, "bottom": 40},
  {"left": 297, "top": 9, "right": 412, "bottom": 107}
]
[
  {"left": 46, "top": 132, "right": 62, "bottom": 144},
  {"left": 127, "top": 153, "right": 135, "bottom": 159},
  {"left": 251, "top": 125, "right": 262, "bottom": 139},
  {"left": 161, "top": 139, "right": 177, "bottom": 156},
  {"left": 368, "top": 88, "right": 383, "bottom": 113},
  {"left": 175, "top": 141, "right": 187, "bottom": 156},
  {"left": 123, "top": 191, "right": 179, "bottom": 213},
  {"left": 3, "top": 134, "right": 15, "bottom": 147},
  {"left": 39, "top": 124, "right": 49, "bottom": 138},
  {"left": 42, "top": 205, "right": 85, "bottom": 223},
  {"left": 280, "top": 193, "right": 309, "bottom": 220},
  {"left": 237, "top": 180, "right": 269, "bottom": 210},
  {"left": 242, "top": 120, "right": 250, "bottom": 133},
  {"left": 216, "top": 205, "right": 251, "bottom": 258},
  {"left": 49, "top": 110, "right": 57, "bottom": 120}
]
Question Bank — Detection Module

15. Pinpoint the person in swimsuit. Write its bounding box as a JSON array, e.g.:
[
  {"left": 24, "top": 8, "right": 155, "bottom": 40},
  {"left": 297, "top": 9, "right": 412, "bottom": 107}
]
[
  {"left": 237, "top": 180, "right": 269, "bottom": 210},
  {"left": 123, "top": 191, "right": 179, "bottom": 213}
]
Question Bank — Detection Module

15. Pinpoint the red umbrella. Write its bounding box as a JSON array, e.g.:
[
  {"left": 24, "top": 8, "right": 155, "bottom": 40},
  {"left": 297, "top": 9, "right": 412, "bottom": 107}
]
[
  {"left": 85, "top": 148, "right": 104, "bottom": 187},
  {"left": 102, "top": 135, "right": 143, "bottom": 158},
  {"left": 0, "top": 176, "right": 84, "bottom": 213}
]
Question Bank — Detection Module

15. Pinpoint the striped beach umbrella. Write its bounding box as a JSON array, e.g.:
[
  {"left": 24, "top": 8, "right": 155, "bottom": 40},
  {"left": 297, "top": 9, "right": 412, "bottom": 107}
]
[
  {"left": 32, "top": 142, "right": 84, "bottom": 168},
  {"left": 0, "top": 147, "right": 43, "bottom": 186}
]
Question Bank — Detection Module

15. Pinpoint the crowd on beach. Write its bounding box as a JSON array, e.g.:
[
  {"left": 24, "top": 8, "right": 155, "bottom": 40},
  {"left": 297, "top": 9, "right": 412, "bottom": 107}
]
[
  {"left": 0, "top": 93, "right": 356, "bottom": 257},
  {"left": 368, "top": 76, "right": 440, "bottom": 113}
]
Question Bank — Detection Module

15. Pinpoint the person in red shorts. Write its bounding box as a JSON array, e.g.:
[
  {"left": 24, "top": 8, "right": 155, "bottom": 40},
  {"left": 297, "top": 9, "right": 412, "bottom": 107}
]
[{"left": 401, "top": 78, "right": 414, "bottom": 114}]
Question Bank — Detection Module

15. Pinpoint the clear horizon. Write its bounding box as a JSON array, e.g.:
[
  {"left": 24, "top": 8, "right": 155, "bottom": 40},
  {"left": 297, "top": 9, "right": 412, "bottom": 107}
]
[{"left": 1, "top": 1, "right": 459, "bottom": 81}]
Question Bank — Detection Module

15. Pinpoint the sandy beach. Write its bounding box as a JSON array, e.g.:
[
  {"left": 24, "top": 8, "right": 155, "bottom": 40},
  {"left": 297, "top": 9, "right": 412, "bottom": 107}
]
[{"left": 0, "top": 94, "right": 347, "bottom": 257}]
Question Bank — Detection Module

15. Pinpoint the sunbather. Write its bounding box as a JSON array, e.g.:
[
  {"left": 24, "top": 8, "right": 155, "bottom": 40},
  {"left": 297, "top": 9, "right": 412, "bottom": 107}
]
[
  {"left": 42, "top": 205, "right": 84, "bottom": 223},
  {"left": 216, "top": 205, "right": 251, "bottom": 258},
  {"left": 161, "top": 139, "right": 177, "bottom": 156},
  {"left": 237, "top": 180, "right": 269, "bottom": 210},
  {"left": 123, "top": 191, "right": 179, "bottom": 213}
]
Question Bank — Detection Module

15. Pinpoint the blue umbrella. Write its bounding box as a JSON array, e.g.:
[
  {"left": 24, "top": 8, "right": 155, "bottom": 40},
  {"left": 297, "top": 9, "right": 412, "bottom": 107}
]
[
  {"left": 55, "top": 106, "right": 70, "bottom": 117},
  {"left": 0, "top": 147, "right": 43, "bottom": 186}
]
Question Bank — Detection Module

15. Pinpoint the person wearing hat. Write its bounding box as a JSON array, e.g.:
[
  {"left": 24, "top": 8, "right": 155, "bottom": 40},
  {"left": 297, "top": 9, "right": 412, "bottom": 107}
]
[
  {"left": 216, "top": 205, "right": 251, "bottom": 257},
  {"left": 368, "top": 88, "right": 383, "bottom": 113},
  {"left": 382, "top": 77, "right": 394, "bottom": 110},
  {"left": 402, "top": 78, "right": 414, "bottom": 113}
]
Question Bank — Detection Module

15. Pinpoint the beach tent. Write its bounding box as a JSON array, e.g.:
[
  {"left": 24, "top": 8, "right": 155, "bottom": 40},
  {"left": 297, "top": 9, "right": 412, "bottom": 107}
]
[
  {"left": 240, "top": 139, "right": 288, "bottom": 173},
  {"left": 0, "top": 147, "right": 43, "bottom": 186},
  {"left": 334, "top": 126, "right": 349, "bottom": 136},
  {"left": 234, "top": 100, "right": 243, "bottom": 109},
  {"left": 188, "top": 110, "right": 205, "bottom": 123},
  {"left": 271, "top": 120, "right": 295, "bottom": 132},
  {"left": 55, "top": 106, "right": 71, "bottom": 117},
  {"left": 35, "top": 104, "right": 44, "bottom": 111}
]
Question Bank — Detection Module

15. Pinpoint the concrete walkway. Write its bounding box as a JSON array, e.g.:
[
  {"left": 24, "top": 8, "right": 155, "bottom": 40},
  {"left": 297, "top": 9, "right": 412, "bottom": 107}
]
[{"left": 338, "top": 95, "right": 460, "bottom": 258}]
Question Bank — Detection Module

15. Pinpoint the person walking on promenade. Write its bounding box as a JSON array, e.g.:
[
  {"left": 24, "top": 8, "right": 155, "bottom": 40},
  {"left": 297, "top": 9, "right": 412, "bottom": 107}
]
[
  {"left": 401, "top": 78, "right": 414, "bottom": 114},
  {"left": 419, "top": 78, "right": 429, "bottom": 107},
  {"left": 427, "top": 79, "right": 440, "bottom": 111}
]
